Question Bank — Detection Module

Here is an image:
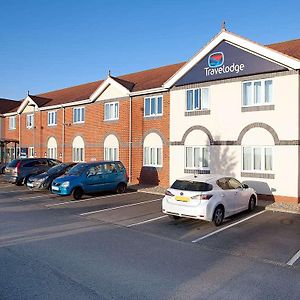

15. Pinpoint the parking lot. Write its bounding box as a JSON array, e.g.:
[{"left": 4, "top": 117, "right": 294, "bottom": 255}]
[{"left": 0, "top": 178, "right": 299, "bottom": 299}]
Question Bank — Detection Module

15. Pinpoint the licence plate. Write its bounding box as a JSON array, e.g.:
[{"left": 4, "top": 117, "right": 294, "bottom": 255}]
[
  {"left": 27, "top": 183, "right": 33, "bottom": 187},
  {"left": 175, "top": 196, "right": 190, "bottom": 202},
  {"left": 52, "top": 186, "right": 59, "bottom": 191}
]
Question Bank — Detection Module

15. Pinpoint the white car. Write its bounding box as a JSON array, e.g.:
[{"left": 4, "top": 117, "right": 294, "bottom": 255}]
[{"left": 162, "top": 174, "right": 257, "bottom": 226}]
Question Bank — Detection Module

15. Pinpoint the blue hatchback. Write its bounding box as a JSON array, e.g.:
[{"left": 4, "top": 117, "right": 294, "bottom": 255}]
[{"left": 51, "top": 161, "right": 128, "bottom": 200}]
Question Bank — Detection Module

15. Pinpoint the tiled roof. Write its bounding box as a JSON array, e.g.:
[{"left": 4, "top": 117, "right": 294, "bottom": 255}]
[
  {"left": 267, "top": 39, "right": 300, "bottom": 60},
  {"left": 4, "top": 37, "right": 300, "bottom": 113},
  {"left": 0, "top": 98, "right": 20, "bottom": 114}
]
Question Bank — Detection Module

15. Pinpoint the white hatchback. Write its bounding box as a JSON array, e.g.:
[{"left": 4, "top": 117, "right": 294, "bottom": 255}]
[{"left": 162, "top": 174, "right": 257, "bottom": 226}]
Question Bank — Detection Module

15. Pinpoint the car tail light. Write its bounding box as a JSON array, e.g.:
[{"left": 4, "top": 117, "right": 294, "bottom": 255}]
[
  {"left": 15, "top": 161, "right": 21, "bottom": 175},
  {"left": 191, "top": 194, "right": 213, "bottom": 200},
  {"left": 165, "top": 190, "right": 174, "bottom": 196}
]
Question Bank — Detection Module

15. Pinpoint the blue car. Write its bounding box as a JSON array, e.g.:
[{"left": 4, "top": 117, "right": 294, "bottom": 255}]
[{"left": 51, "top": 161, "right": 128, "bottom": 200}]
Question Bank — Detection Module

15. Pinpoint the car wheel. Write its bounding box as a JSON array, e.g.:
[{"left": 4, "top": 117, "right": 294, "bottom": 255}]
[
  {"left": 248, "top": 195, "right": 256, "bottom": 211},
  {"left": 116, "top": 183, "right": 126, "bottom": 194},
  {"left": 72, "top": 187, "right": 83, "bottom": 200},
  {"left": 16, "top": 179, "right": 23, "bottom": 186},
  {"left": 213, "top": 206, "right": 224, "bottom": 226},
  {"left": 168, "top": 215, "right": 181, "bottom": 220}
]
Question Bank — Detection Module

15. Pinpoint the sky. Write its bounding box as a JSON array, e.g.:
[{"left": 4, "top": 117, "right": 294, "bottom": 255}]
[{"left": 1, "top": 0, "right": 300, "bottom": 100}]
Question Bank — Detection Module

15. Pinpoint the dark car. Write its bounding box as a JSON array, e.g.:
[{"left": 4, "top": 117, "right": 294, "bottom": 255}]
[
  {"left": 26, "top": 162, "right": 76, "bottom": 191},
  {"left": 0, "top": 163, "right": 7, "bottom": 174},
  {"left": 4, "top": 158, "right": 61, "bottom": 185}
]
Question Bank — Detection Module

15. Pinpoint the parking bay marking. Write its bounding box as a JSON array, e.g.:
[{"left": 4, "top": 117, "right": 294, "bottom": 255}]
[
  {"left": 18, "top": 194, "right": 57, "bottom": 200},
  {"left": 287, "top": 249, "right": 300, "bottom": 266},
  {"left": 192, "top": 210, "right": 266, "bottom": 243},
  {"left": 80, "top": 198, "right": 162, "bottom": 216},
  {"left": 45, "top": 192, "right": 139, "bottom": 207},
  {"left": 127, "top": 215, "right": 168, "bottom": 227}
]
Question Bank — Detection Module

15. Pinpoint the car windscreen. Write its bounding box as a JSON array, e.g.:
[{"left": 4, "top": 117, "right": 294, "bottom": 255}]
[
  {"left": 7, "top": 159, "right": 21, "bottom": 168},
  {"left": 171, "top": 180, "right": 213, "bottom": 192},
  {"left": 47, "top": 164, "right": 67, "bottom": 175},
  {"left": 66, "top": 163, "right": 88, "bottom": 176}
]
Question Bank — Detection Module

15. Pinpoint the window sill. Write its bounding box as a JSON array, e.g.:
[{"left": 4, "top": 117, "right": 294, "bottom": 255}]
[
  {"left": 73, "top": 122, "right": 85, "bottom": 125},
  {"left": 185, "top": 110, "right": 210, "bottom": 117},
  {"left": 184, "top": 169, "right": 210, "bottom": 174},
  {"left": 104, "top": 119, "right": 119, "bottom": 123},
  {"left": 144, "top": 115, "right": 163, "bottom": 120},
  {"left": 48, "top": 124, "right": 57, "bottom": 127},
  {"left": 241, "top": 172, "right": 275, "bottom": 179},
  {"left": 241, "top": 104, "right": 274, "bottom": 112}
]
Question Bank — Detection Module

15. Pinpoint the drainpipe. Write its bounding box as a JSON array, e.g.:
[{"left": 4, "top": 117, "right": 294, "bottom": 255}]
[
  {"left": 18, "top": 113, "right": 21, "bottom": 157},
  {"left": 62, "top": 105, "right": 65, "bottom": 162},
  {"left": 129, "top": 95, "right": 132, "bottom": 183}
]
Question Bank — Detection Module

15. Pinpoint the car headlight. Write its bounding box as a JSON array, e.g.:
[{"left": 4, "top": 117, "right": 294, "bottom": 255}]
[{"left": 61, "top": 181, "right": 70, "bottom": 188}]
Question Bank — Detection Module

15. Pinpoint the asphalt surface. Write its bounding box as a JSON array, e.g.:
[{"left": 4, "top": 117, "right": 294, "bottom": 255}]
[{"left": 0, "top": 179, "right": 299, "bottom": 299}]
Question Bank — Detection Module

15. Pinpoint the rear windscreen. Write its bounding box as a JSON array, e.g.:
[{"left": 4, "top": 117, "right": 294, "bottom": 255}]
[
  {"left": 171, "top": 180, "right": 213, "bottom": 192},
  {"left": 7, "top": 159, "right": 21, "bottom": 168}
]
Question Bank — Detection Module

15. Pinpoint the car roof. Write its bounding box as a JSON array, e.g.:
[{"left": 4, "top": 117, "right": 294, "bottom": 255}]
[{"left": 176, "top": 174, "right": 232, "bottom": 184}]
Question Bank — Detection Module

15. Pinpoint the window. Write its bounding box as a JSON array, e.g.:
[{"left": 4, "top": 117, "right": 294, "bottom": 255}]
[
  {"left": 185, "top": 146, "right": 209, "bottom": 169},
  {"left": 48, "top": 111, "right": 57, "bottom": 126},
  {"left": 104, "top": 102, "right": 119, "bottom": 120},
  {"left": 144, "top": 96, "right": 163, "bottom": 117},
  {"left": 72, "top": 136, "right": 85, "bottom": 162},
  {"left": 186, "top": 88, "right": 209, "bottom": 111},
  {"left": 47, "top": 137, "right": 58, "bottom": 159},
  {"left": 242, "top": 80, "right": 273, "bottom": 106},
  {"left": 73, "top": 107, "right": 85, "bottom": 123},
  {"left": 26, "top": 114, "right": 34, "bottom": 128},
  {"left": 143, "top": 147, "right": 162, "bottom": 167},
  {"left": 28, "top": 147, "right": 34, "bottom": 158},
  {"left": 9, "top": 116, "right": 16, "bottom": 130},
  {"left": 242, "top": 146, "right": 273, "bottom": 172},
  {"left": 104, "top": 147, "right": 118, "bottom": 161}
]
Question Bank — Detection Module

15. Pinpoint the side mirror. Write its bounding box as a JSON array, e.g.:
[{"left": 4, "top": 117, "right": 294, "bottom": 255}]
[{"left": 242, "top": 184, "right": 249, "bottom": 189}]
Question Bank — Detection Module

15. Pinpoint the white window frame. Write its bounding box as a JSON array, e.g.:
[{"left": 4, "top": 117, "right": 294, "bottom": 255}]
[
  {"left": 73, "top": 107, "right": 85, "bottom": 124},
  {"left": 143, "top": 146, "right": 163, "bottom": 167},
  {"left": 242, "top": 146, "right": 274, "bottom": 173},
  {"left": 47, "top": 147, "right": 57, "bottom": 159},
  {"left": 26, "top": 114, "right": 34, "bottom": 129},
  {"left": 104, "top": 102, "right": 119, "bottom": 121},
  {"left": 242, "top": 79, "right": 273, "bottom": 107},
  {"left": 144, "top": 95, "right": 163, "bottom": 117},
  {"left": 104, "top": 147, "right": 119, "bottom": 161},
  {"left": 47, "top": 111, "right": 57, "bottom": 126},
  {"left": 184, "top": 146, "right": 210, "bottom": 170},
  {"left": 28, "top": 147, "right": 35, "bottom": 158},
  {"left": 9, "top": 116, "right": 16, "bottom": 130},
  {"left": 72, "top": 147, "right": 84, "bottom": 162},
  {"left": 186, "top": 87, "right": 210, "bottom": 112}
]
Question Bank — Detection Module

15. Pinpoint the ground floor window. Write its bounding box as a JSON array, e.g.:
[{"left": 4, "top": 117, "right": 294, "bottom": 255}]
[
  {"left": 242, "top": 146, "right": 273, "bottom": 172},
  {"left": 104, "top": 147, "right": 118, "bottom": 161},
  {"left": 185, "top": 146, "right": 209, "bottom": 169},
  {"left": 143, "top": 147, "right": 162, "bottom": 167},
  {"left": 28, "top": 147, "right": 34, "bottom": 158},
  {"left": 73, "top": 148, "right": 84, "bottom": 162},
  {"left": 47, "top": 147, "right": 57, "bottom": 159}
]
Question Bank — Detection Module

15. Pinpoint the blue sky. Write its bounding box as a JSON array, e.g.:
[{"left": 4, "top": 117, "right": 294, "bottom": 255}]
[{"left": 1, "top": 0, "right": 300, "bottom": 100}]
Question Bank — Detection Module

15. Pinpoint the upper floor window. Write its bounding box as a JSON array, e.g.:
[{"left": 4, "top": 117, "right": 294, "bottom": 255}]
[
  {"left": 26, "top": 114, "right": 34, "bottom": 129},
  {"left": 104, "top": 102, "right": 119, "bottom": 121},
  {"left": 186, "top": 88, "right": 209, "bottom": 111},
  {"left": 242, "top": 146, "right": 273, "bottom": 172},
  {"left": 144, "top": 96, "right": 163, "bottom": 117},
  {"left": 73, "top": 107, "right": 85, "bottom": 123},
  {"left": 48, "top": 111, "right": 57, "bottom": 126},
  {"left": 9, "top": 116, "right": 16, "bottom": 130},
  {"left": 242, "top": 79, "right": 273, "bottom": 106}
]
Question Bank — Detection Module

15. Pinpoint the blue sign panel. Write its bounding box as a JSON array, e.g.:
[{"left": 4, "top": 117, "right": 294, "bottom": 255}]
[{"left": 175, "top": 41, "right": 288, "bottom": 87}]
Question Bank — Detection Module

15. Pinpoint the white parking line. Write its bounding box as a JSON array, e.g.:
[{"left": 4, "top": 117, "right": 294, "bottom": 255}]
[
  {"left": 80, "top": 198, "right": 162, "bottom": 216},
  {"left": 192, "top": 210, "right": 266, "bottom": 243},
  {"left": 127, "top": 215, "right": 168, "bottom": 227},
  {"left": 18, "top": 194, "right": 54, "bottom": 200},
  {"left": 287, "top": 249, "right": 300, "bottom": 266},
  {"left": 0, "top": 185, "right": 14, "bottom": 189},
  {"left": 45, "top": 192, "right": 139, "bottom": 207}
]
